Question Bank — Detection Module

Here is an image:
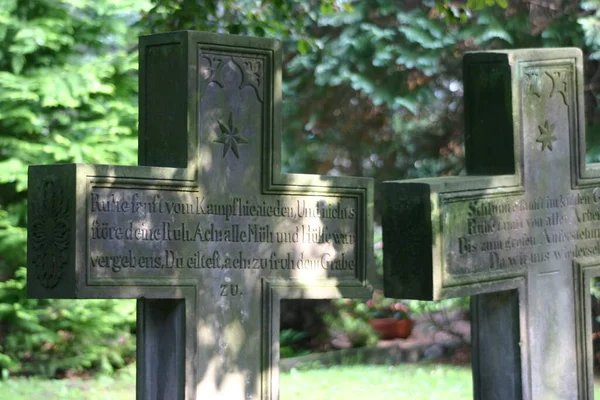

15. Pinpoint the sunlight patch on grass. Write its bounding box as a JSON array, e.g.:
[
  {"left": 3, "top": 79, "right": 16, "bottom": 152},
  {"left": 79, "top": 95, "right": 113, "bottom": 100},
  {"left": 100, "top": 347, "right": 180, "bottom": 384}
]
[{"left": 280, "top": 364, "right": 472, "bottom": 400}]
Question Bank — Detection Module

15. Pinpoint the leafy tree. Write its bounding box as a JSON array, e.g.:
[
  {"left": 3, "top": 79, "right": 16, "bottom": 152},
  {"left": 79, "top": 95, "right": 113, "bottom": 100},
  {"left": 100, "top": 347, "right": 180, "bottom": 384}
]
[
  {"left": 0, "top": 0, "right": 149, "bottom": 377},
  {"left": 0, "top": 0, "right": 148, "bottom": 278},
  {"left": 281, "top": 0, "right": 589, "bottom": 182}
]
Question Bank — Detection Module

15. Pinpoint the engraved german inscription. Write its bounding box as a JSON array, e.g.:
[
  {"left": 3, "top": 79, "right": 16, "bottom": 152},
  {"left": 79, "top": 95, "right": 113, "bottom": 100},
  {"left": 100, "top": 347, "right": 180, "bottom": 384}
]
[
  {"left": 88, "top": 188, "right": 358, "bottom": 279},
  {"left": 444, "top": 190, "right": 600, "bottom": 279}
]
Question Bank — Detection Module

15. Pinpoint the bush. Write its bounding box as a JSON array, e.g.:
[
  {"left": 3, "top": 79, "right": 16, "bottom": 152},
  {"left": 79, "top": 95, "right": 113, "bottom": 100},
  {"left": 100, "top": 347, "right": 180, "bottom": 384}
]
[
  {"left": 280, "top": 329, "right": 311, "bottom": 359},
  {"left": 322, "top": 294, "right": 470, "bottom": 349},
  {"left": 0, "top": 268, "right": 136, "bottom": 378},
  {"left": 322, "top": 299, "right": 379, "bottom": 348}
]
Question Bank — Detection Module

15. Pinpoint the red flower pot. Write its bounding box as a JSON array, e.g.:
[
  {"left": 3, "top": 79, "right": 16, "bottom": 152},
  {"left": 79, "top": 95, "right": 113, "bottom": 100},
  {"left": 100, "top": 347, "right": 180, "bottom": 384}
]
[{"left": 370, "top": 318, "right": 414, "bottom": 340}]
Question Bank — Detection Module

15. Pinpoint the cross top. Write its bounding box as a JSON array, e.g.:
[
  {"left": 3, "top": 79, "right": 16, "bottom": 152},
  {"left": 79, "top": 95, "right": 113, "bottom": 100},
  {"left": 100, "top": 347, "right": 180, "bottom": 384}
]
[
  {"left": 28, "top": 32, "right": 374, "bottom": 400},
  {"left": 449, "top": 50, "right": 588, "bottom": 282},
  {"left": 382, "top": 49, "right": 600, "bottom": 398}
]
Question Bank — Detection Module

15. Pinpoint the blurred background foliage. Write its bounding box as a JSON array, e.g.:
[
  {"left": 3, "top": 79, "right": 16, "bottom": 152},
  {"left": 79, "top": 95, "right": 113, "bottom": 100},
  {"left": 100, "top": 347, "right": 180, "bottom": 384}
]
[{"left": 1, "top": 0, "right": 600, "bottom": 377}]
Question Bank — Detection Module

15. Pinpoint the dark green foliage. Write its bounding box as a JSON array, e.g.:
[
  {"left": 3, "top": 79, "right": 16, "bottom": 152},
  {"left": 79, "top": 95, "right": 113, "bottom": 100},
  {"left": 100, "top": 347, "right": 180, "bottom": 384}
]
[
  {"left": 280, "top": 0, "right": 594, "bottom": 194},
  {"left": 0, "top": 0, "right": 143, "bottom": 277},
  {"left": 0, "top": 0, "right": 145, "bottom": 378},
  {"left": 280, "top": 329, "right": 311, "bottom": 358},
  {"left": 0, "top": 268, "right": 136, "bottom": 378},
  {"left": 321, "top": 299, "right": 379, "bottom": 348}
]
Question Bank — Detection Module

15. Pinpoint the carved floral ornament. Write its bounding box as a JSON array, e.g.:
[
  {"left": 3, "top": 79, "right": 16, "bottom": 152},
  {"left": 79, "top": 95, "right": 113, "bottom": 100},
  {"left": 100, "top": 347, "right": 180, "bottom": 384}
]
[
  {"left": 199, "top": 53, "right": 264, "bottom": 102},
  {"left": 525, "top": 68, "right": 569, "bottom": 105},
  {"left": 29, "top": 177, "right": 70, "bottom": 288},
  {"left": 525, "top": 68, "right": 570, "bottom": 153}
]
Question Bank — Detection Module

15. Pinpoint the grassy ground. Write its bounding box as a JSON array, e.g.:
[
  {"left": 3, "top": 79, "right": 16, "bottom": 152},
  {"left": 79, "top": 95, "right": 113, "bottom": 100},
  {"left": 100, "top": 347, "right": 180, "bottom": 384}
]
[
  {"left": 3, "top": 363, "right": 600, "bottom": 399},
  {"left": 0, "top": 363, "right": 473, "bottom": 400},
  {"left": 0, "top": 365, "right": 136, "bottom": 400},
  {"left": 281, "top": 364, "right": 472, "bottom": 400}
]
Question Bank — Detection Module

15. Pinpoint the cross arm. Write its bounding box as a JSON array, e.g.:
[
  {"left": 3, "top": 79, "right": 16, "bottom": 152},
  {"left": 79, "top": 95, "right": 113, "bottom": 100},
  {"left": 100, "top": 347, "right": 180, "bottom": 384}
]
[
  {"left": 382, "top": 175, "right": 521, "bottom": 300},
  {"left": 27, "top": 163, "right": 192, "bottom": 299},
  {"left": 28, "top": 162, "right": 375, "bottom": 299}
]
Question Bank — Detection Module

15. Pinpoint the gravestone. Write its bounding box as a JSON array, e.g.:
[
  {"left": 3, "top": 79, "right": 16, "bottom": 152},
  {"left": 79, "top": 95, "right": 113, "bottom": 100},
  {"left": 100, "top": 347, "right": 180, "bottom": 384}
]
[
  {"left": 382, "top": 48, "right": 599, "bottom": 399},
  {"left": 27, "top": 31, "right": 374, "bottom": 400}
]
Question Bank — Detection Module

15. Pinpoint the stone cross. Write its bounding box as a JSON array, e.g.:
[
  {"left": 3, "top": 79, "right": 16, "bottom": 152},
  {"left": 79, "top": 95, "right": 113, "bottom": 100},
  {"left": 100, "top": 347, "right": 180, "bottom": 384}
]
[
  {"left": 27, "top": 31, "right": 374, "bottom": 400},
  {"left": 382, "top": 48, "right": 598, "bottom": 399}
]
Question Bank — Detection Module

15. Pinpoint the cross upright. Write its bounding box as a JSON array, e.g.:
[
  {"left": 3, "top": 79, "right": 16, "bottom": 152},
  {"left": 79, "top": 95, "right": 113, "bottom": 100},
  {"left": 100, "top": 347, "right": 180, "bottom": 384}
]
[
  {"left": 27, "top": 31, "right": 374, "bottom": 400},
  {"left": 382, "top": 48, "right": 600, "bottom": 399}
]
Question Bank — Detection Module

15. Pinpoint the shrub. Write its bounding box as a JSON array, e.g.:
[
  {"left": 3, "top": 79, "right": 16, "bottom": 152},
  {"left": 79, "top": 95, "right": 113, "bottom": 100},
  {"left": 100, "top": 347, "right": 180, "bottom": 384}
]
[
  {"left": 322, "top": 299, "right": 379, "bottom": 348},
  {"left": 0, "top": 268, "right": 136, "bottom": 378},
  {"left": 322, "top": 293, "right": 470, "bottom": 349},
  {"left": 280, "top": 329, "right": 311, "bottom": 358}
]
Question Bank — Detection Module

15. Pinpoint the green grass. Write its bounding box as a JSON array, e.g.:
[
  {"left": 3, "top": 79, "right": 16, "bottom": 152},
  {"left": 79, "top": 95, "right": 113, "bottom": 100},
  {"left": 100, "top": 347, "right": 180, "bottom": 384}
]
[
  {"left": 0, "top": 365, "right": 136, "bottom": 400},
  {"left": 0, "top": 363, "right": 474, "bottom": 399},
  {"left": 5, "top": 363, "right": 600, "bottom": 399},
  {"left": 281, "top": 364, "right": 472, "bottom": 400}
]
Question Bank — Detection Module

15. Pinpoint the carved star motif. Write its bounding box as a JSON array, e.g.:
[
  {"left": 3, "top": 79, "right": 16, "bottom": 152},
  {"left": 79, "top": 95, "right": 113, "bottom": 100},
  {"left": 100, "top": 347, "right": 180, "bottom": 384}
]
[
  {"left": 213, "top": 113, "right": 248, "bottom": 159},
  {"left": 536, "top": 120, "right": 557, "bottom": 151}
]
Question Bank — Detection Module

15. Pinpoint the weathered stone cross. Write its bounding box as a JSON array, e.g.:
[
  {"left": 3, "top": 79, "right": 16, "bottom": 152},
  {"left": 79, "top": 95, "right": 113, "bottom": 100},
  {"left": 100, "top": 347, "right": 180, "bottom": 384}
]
[
  {"left": 27, "top": 31, "right": 373, "bottom": 400},
  {"left": 383, "top": 48, "right": 598, "bottom": 399}
]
